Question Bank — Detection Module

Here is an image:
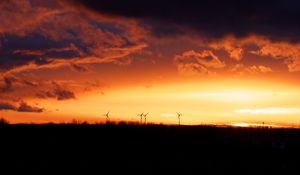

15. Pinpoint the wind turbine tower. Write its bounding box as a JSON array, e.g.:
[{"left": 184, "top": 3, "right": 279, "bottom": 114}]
[
  {"left": 137, "top": 112, "right": 144, "bottom": 125},
  {"left": 176, "top": 112, "right": 183, "bottom": 126},
  {"left": 143, "top": 113, "right": 149, "bottom": 125},
  {"left": 104, "top": 111, "right": 110, "bottom": 123}
]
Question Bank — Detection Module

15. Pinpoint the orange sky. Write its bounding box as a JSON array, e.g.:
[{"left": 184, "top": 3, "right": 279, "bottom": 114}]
[
  {"left": 3, "top": 77, "right": 300, "bottom": 126},
  {"left": 2, "top": 1, "right": 300, "bottom": 126}
]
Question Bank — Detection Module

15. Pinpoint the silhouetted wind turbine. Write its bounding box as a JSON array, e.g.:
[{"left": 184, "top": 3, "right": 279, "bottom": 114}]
[
  {"left": 176, "top": 112, "right": 183, "bottom": 126},
  {"left": 104, "top": 111, "right": 110, "bottom": 123},
  {"left": 143, "top": 113, "right": 149, "bottom": 125},
  {"left": 137, "top": 112, "right": 144, "bottom": 125}
]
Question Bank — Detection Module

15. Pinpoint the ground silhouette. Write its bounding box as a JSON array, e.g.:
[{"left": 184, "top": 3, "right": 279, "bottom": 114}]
[{"left": 0, "top": 122, "right": 299, "bottom": 174}]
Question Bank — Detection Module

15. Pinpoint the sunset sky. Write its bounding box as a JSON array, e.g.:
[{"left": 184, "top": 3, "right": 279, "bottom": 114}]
[{"left": 1, "top": 0, "right": 300, "bottom": 125}]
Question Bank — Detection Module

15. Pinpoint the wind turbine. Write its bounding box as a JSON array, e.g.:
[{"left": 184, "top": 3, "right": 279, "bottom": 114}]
[
  {"left": 176, "top": 112, "right": 183, "bottom": 126},
  {"left": 104, "top": 111, "right": 110, "bottom": 123},
  {"left": 137, "top": 112, "right": 144, "bottom": 125},
  {"left": 143, "top": 113, "right": 149, "bottom": 125}
]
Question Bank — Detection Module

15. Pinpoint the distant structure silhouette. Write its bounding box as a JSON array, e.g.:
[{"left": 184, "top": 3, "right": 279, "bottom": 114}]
[
  {"left": 176, "top": 112, "right": 183, "bottom": 126},
  {"left": 104, "top": 111, "right": 110, "bottom": 123},
  {"left": 137, "top": 112, "right": 144, "bottom": 125},
  {"left": 143, "top": 113, "right": 149, "bottom": 125}
]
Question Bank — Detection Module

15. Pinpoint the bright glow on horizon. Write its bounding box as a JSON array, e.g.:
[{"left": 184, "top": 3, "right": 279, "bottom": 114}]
[
  {"left": 230, "top": 123, "right": 251, "bottom": 127},
  {"left": 229, "top": 122, "right": 280, "bottom": 128},
  {"left": 235, "top": 108, "right": 300, "bottom": 115}
]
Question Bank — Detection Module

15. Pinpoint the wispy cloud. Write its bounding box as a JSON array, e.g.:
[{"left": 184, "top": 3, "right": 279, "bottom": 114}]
[{"left": 174, "top": 50, "right": 225, "bottom": 76}]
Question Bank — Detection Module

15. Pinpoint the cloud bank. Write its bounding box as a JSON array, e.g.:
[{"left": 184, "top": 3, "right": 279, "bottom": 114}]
[{"left": 72, "top": 0, "right": 300, "bottom": 41}]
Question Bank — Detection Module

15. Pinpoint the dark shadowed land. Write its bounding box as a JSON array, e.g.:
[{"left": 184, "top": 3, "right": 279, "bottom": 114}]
[{"left": 1, "top": 122, "right": 300, "bottom": 175}]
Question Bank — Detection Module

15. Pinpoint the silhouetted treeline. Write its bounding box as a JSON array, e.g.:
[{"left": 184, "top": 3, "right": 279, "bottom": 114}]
[
  {"left": 0, "top": 123, "right": 300, "bottom": 174},
  {"left": 0, "top": 117, "right": 9, "bottom": 125}
]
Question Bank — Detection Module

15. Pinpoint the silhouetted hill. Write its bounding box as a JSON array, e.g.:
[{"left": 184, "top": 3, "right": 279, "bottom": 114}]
[{"left": 0, "top": 123, "right": 299, "bottom": 175}]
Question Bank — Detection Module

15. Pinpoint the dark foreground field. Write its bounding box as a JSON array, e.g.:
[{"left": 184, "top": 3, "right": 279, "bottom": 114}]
[{"left": 1, "top": 123, "right": 300, "bottom": 175}]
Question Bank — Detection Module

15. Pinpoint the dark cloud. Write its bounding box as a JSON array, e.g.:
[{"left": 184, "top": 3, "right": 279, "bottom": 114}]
[
  {"left": 73, "top": 0, "right": 300, "bottom": 41},
  {"left": 53, "top": 85, "right": 76, "bottom": 100},
  {"left": 0, "top": 101, "right": 44, "bottom": 113},
  {"left": 0, "top": 102, "right": 17, "bottom": 111},
  {"left": 0, "top": 76, "right": 39, "bottom": 94},
  {"left": 0, "top": 34, "right": 81, "bottom": 70},
  {"left": 17, "top": 101, "right": 44, "bottom": 113},
  {"left": 0, "top": 77, "right": 16, "bottom": 93},
  {"left": 36, "top": 91, "right": 56, "bottom": 99},
  {"left": 36, "top": 81, "right": 76, "bottom": 101}
]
